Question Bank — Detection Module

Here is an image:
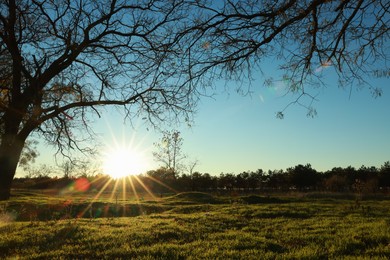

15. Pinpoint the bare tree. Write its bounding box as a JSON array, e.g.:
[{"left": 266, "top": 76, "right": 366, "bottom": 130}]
[
  {"left": 1, "top": 0, "right": 388, "bottom": 200},
  {"left": 74, "top": 159, "right": 100, "bottom": 178},
  {"left": 25, "top": 163, "right": 53, "bottom": 179},
  {"left": 186, "top": 158, "right": 199, "bottom": 176},
  {"left": 58, "top": 161, "right": 75, "bottom": 179},
  {"left": 0, "top": 0, "right": 203, "bottom": 200},
  {"left": 185, "top": 0, "right": 389, "bottom": 116},
  {"left": 153, "top": 130, "right": 186, "bottom": 175}
]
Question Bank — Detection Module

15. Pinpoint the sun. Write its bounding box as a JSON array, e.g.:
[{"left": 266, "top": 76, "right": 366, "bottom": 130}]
[{"left": 102, "top": 146, "right": 149, "bottom": 179}]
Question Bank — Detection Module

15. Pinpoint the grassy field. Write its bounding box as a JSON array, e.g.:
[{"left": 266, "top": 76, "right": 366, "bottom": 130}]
[{"left": 0, "top": 190, "right": 390, "bottom": 259}]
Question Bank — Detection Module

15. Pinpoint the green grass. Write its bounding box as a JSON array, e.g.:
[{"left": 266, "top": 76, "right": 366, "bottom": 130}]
[{"left": 0, "top": 191, "right": 390, "bottom": 259}]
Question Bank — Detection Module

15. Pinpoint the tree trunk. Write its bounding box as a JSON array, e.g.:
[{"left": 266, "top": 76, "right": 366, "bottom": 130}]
[
  {"left": 0, "top": 135, "right": 25, "bottom": 200},
  {"left": 0, "top": 170, "right": 14, "bottom": 200}
]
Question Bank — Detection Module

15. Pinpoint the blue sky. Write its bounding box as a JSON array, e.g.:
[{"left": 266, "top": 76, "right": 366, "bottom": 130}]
[
  {"left": 23, "top": 59, "right": 390, "bottom": 177},
  {"left": 183, "top": 79, "right": 390, "bottom": 174}
]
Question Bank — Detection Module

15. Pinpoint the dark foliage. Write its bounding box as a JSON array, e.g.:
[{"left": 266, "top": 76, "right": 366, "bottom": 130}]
[{"left": 13, "top": 161, "right": 390, "bottom": 195}]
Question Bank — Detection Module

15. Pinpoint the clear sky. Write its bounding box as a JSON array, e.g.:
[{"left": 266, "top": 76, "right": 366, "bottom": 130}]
[
  {"left": 178, "top": 67, "right": 390, "bottom": 174},
  {"left": 21, "top": 56, "right": 390, "bottom": 177}
]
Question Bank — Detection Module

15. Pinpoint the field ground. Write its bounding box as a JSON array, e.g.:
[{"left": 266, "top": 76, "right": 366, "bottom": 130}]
[{"left": 1, "top": 190, "right": 390, "bottom": 259}]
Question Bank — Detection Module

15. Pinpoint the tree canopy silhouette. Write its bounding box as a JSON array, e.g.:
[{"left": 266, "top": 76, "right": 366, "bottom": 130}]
[
  {"left": 1, "top": 0, "right": 389, "bottom": 200},
  {"left": 189, "top": 0, "right": 389, "bottom": 116},
  {"left": 0, "top": 0, "right": 201, "bottom": 199}
]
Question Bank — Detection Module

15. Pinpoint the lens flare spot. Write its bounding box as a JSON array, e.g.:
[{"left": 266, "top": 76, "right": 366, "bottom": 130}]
[{"left": 74, "top": 177, "right": 91, "bottom": 192}]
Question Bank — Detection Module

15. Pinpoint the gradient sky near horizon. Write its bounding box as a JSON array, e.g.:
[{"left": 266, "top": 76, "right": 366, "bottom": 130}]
[{"left": 20, "top": 54, "right": 390, "bottom": 178}]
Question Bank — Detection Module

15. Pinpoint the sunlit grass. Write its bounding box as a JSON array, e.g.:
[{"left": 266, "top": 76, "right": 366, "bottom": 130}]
[
  {"left": 63, "top": 174, "right": 169, "bottom": 219},
  {"left": 1, "top": 191, "right": 390, "bottom": 258}
]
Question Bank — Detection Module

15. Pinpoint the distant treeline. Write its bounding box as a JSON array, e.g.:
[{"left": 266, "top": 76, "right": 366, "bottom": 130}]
[{"left": 13, "top": 162, "right": 390, "bottom": 194}]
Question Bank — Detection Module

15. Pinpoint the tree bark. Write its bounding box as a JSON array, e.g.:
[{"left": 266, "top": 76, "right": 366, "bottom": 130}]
[
  {"left": 0, "top": 169, "right": 14, "bottom": 200},
  {"left": 0, "top": 134, "right": 25, "bottom": 200}
]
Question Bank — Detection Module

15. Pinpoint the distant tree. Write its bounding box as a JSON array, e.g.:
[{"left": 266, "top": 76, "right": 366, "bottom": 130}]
[
  {"left": 190, "top": 172, "right": 204, "bottom": 191},
  {"left": 236, "top": 171, "right": 250, "bottom": 191},
  {"left": 190, "top": 172, "right": 214, "bottom": 191},
  {"left": 365, "top": 178, "right": 379, "bottom": 193},
  {"left": 356, "top": 165, "right": 380, "bottom": 193},
  {"left": 324, "top": 174, "right": 348, "bottom": 192},
  {"left": 58, "top": 161, "right": 75, "bottom": 179},
  {"left": 190, "top": 171, "right": 202, "bottom": 191},
  {"left": 248, "top": 169, "right": 265, "bottom": 191},
  {"left": 57, "top": 159, "right": 98, "bottom": 179},
  {"left": 379, "top": 161, "right": 390, "bottom": 189},
  {"left": 74, "top": 160, "right": 100, "bottom": 178},
  {"left": 25, "top": 163, "right": 53, "bottom": 179},
  {"left": 153, "top": 131, "right": 186, "bottom": 176},
  {"left": 146, "top": 167, "right": 176, "bottom": 193},
  {"left": 177, "top": 173, "right": 192, "bottom": 192},
  {"left": 218, "top": 173, "right": 236, "bottom": 191},
  {"left": 287, "top": 164, "right": 320, "bottom": 191},
  {"left": 186, "top": 159, "right": 200, "bottom": 176},
  {"left": 357, "top": 165, "right": 379, "bottom": 182},
  {"left": 24, "top": 163, "right": 55, "bottom": 189},
  {"left": 267, "top": 169, "right": 288, "bottom": 190},
  {"left": 340, "top": 166, "right": 358, "bottom": 190}
]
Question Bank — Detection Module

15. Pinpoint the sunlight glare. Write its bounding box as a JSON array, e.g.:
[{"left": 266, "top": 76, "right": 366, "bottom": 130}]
[{"left": 103, "top": 146, "right": 148, "bottom": 179}]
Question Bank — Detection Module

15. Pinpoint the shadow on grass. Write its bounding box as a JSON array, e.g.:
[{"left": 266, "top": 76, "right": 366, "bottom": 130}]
[
  {"left": 240, "top": 195, "right": 287, "bottom": 204},
  {"left": 3, "top": 202, "right": 170, "bottom": 221},
  {"left": 163, "top": 192, "right": 222, "bottom": 205}
]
